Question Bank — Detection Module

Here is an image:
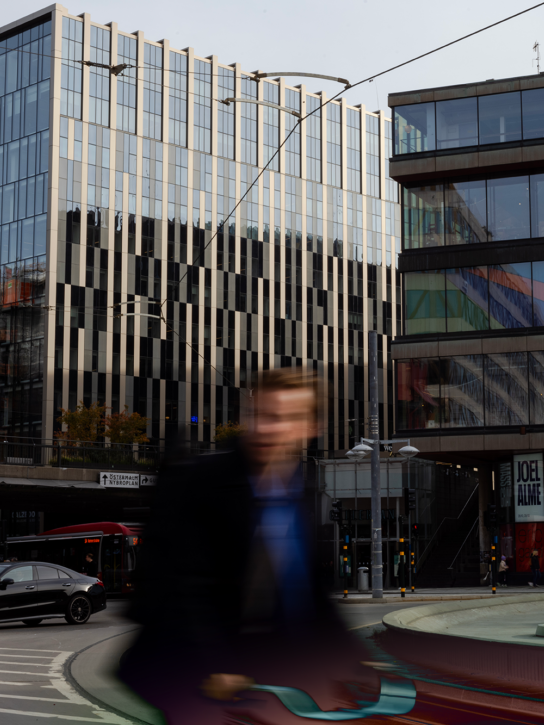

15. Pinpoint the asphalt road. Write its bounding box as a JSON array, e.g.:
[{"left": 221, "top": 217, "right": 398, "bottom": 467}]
[{"left": 0, "top": 600, "right": 138, "bottom": 725}]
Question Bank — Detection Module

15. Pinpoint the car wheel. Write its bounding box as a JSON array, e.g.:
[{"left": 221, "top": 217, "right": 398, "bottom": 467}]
[
  {"left": 65, "top": 594, "right": 92, "bottom": 625},
  {"left": 22, "top": 619, "right": 43, "bottom": 626}
]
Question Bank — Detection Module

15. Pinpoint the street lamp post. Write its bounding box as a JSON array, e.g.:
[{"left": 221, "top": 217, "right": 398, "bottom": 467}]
[{"left": 399, "top": 445, "right": 419, "bottom": 591}]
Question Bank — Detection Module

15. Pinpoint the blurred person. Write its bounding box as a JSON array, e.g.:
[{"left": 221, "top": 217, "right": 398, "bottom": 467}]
[
  {"left": 119, "top": 369, "right": 380, "bottom": 724},
  {"left": 530, "top": 549, "right": 541, "bottom": 587},
  {"left": 82, "top": 553, "right": 97, "bottom": 577},
  {"left": 498, "top": 556, "right": 508, "bottom": 587}
]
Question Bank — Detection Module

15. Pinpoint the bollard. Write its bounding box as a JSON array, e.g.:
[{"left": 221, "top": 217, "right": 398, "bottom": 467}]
[
  {"left": 491, "top": 543, "right": 496, "bottom": 595},
  {"left": 411, "top": 550, "right": 415, "bottom": 593}
]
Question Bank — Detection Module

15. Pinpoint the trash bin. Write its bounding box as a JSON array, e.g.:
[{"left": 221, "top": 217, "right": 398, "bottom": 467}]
[{"left": 358, "top": 566, "right": 369, "bottom": 592}]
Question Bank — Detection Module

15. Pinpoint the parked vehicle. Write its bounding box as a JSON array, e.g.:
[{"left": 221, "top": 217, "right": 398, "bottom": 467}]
[{"left": 0, "top": 561, "right": 107, "bottom": 626}]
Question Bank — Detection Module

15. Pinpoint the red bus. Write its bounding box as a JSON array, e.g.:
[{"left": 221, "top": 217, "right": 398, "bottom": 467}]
[{"left": 6, "top": 522, "right": 143, "bottom": 594}]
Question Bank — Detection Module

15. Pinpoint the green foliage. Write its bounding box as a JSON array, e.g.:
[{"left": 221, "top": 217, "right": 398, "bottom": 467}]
[
  {"left": 214, "top": 421, "right": 247, "bottom": 444},
  {"left": 55, "top": 401, "right": 106, "bottom": 445},
  {"left": 105, "top": 405, "right": 149, "bottom": 445}
]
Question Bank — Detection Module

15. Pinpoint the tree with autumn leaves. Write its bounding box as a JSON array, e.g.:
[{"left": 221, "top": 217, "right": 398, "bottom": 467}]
[{"left": 55, "top": 402, "right": 149, "bottom": 445}]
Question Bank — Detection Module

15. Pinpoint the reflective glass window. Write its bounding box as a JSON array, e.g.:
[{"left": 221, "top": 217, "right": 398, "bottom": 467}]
[
  {"left": 284, "top": 90, "right": 301, "bottom": 177},
  {"left": 117, "top": 35, "right": 137, "bottom": 134},
  {"left": 485, "top": 352, "right": 528, "bottom": 426},
  {"left": 487, "top": 176, "right": 530, "bottom": 241},
  {"left": 489, "top": 263, "right": 532, "bottom": 329},
  {"left": 436, "top": 97, "right": 478, "bottom": 150},
  {"left": 529, "top": 352, "right": 544, "bottom": 424},
  {"left": 327, "top": 103, "right": 341, "bottom": 188},
  {"left": 522, "top": 88, "right": 544, "bottom": 140},
  {"left": 169, "top": 51, "right": 187, "bottom": 147},
  {"left": 262, "top": 81, "right": 279, "bottom": 171},
  {"left": 217, "top": 67, "right": 234, "bottom": 160},
  {"left": 89, "top": 26, "right": 110, "bottom": 126},
  {"left": 394, "top": 102, "right": 435, "bottom": 154},
  {"left": 396, "top": 358, "right": 440, "bottom": 430},
  {"left": 366, "top": 115, "right": 380, "bottom": 198},
  {"left": 403, "top": 184, "right": 444, "bottom": 249},
  {"left": 533, "top": 261, "right": 544, "bottom": 326},
  {"left": 306, "top": 95, "right": 321, "bottom": 182},
  {"left": 404, "top": 270, "right": 446, "bottom": 335},
  {"left": 346, "top": 109, "right": 361, "bottom": 193},
  {"left": 441, "top": 355, "right": 484, "bottom": 428},
  {"left": 384, "top": 120, "right": 398, "bottom": 202},
  {"left": 530, "top": 173, "right": 544, "bottom": 238},
  {"left": 479, "top": 92, "right": 522, "bottom": 145},
  {"left": 143, "top": 43, "right": 162, "bottom": 141},
  {"left": 61, "top": 17, "right": 83, "bottom": 119},
  {"left": 445, "top": 179, "right": 487, "bottom": 245},
  {"left": 446, "top": 267, "right": 488, "bottom": 332},
  {"left": 194, "top": 60, "right": 211, "bottom": 153}
]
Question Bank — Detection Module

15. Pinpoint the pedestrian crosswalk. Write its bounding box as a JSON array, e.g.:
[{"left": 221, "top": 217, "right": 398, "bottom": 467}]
[{"left": 0, "top": 648, "right": 137, "bottom": 724}]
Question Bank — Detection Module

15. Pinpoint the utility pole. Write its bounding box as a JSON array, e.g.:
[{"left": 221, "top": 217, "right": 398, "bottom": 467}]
[{"left": 369, "top": 330, "right": 383, "bottom": 599}]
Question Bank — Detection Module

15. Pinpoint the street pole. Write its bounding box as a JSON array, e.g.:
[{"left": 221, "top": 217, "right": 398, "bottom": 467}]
[{"left": 369, "top": 330, "right": 383, "bottom": 599}]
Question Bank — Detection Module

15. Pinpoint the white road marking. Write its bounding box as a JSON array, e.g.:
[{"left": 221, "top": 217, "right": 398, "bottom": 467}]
[
  {"left": 348, "top": 620, "right": 382, "bottom": 630},
  {"left": 0, "top": 648, "right": 137, "bottom": 723},
  {"left": 0, "top": 708, "right": 134, "bottom": 722}
]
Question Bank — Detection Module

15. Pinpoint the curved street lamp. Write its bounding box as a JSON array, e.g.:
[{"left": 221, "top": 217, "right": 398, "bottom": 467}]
[
  {"left": 253, "top": 71, "right": 351, "bottom": 90},
  {"left": 219, "top": 98, "right": 301, "bottom": 118}
]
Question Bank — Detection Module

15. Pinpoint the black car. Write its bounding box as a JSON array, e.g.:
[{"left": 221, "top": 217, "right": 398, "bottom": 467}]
[{"left": 0, "top": 561, "right": 107, "bottom": 626}]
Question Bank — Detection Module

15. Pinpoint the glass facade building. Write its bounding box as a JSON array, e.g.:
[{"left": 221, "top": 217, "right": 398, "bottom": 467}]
[
  {"left": 389, "top": 73, "right": 544, "bottom": 583},
  {"left": 0, "top": 7, "right": 400, "bottom": 458}
]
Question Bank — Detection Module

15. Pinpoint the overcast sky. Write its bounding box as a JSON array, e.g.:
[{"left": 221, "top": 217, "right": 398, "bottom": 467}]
[{"left": 4, "top": 0, "right": 544, "bottom": 113}]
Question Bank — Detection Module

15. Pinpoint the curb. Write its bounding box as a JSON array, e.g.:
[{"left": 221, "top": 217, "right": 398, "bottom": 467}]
[
  {"left": 335, "top": 593, "right": 522, "bottom": 604},
  {"left": 66, "top": 629, "right": 166, "bottom": 725}
]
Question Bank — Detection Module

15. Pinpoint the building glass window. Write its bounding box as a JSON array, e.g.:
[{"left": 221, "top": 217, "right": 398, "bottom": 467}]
[
  {"left": 366, "top": 114, "right": 380, "bottom": 198},
  {"left": 522, "top": 88, "right": 544, "bottom": 140},
  {"left": 394, "top": 102, "right": 435, "bottom": 154},
  {"left": 61, "top": 17, "right": 82, "bottom": 119},
  {"left": 489, "top": 263, "right": 533, "bottom": 330},
  {"left": 117, "top": 35, "right": 137, "bottom": 134},
  {"left": 306, "top": 95, "right": 321, "bottom": 182},
  {"left": 441, "top": 355, "right": 484, "bottom": 428},
  {"left": 143, "top": 43, "right": 162, "bottom": 141},
  {"left": 487, "top": 176, "right": 530, "bottom": 241},
  {"left": 533, "top": 261, "right": 544, "bottom": 327},
  {"left": 384, "top": 120, "right": 397, "bottom": 202},
  {"left": 217, "top": 67, "right": 234, "bottom": 160},
  {"left": 194, "top": 60, "right": 211, "bottom": 153},
  {"left": 327, "top": 102, "right": 341, "bottom": 188},
  {"left": 396, "top": 358, "right": 441, "bottom": 430},
  {"left": 262, "top": 81, "right": 279, "bottom": 171},
  {"left": 240, "top": 75, "right": 257, "bottom": 166},
  {"left": 89, "top": 26, "right": 110, "bottom": 127},
  {"left": 169, "top": 51, "right": 187, "bottom": 147},
  {"left": 529, "top": 351, "right": 544, "bottom": 424},
  {"left": 446, "top": 267, "right": 489, "bottom": 332},
  {"left": 485, "top": 352, "right": 528, "bottom": 426},
  {"left": 404, "top": 270, "right": 446, "bottom": 335},
  {"left": 445, "top": 179, "right": 487, "bottom": 245},
  {"left": 403, "top": 184, "right": 444, "bottom": 249},
  {"left": 0, "top": 18, "right": 50, "bottom": 437},
  {"left": 346, "top": 109, "right": 361, "bottom": 193},
  {"left": 479, "top": 92, "right": 522, "bottom": 146},
  {"left": 436, "top": 97, "right": 478, "bottom": 150},
  {"left": 531, "top": 173, "right": 544, "bottom": 238},
  {"left": 284, "top": 89, "right": 301, "bottom": 177}
]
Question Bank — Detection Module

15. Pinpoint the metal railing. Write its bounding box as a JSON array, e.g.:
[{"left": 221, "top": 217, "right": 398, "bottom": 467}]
[
  {"left": 417, "top": 484, "right": 479, "bottom": 573},
  {"left": 0, "top": 438, "right": 161, "bottom": 471}
]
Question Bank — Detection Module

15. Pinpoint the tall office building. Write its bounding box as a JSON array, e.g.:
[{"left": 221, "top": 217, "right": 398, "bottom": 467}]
[
  {"left": 389, "top": 73, "right": 544, "bottom": 583},
  {"left": 0, "top": 5, "right": 400, "bottom": 456}
]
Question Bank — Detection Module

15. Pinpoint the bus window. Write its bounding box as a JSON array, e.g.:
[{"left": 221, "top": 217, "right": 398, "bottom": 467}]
[{"left": 102, "top": 535, "right": 123, "bottom": 592}]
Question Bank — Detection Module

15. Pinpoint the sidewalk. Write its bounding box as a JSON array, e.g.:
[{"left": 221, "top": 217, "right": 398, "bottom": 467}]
[{"left": 331, "top": 585, "right": 543, "bottom": 603}]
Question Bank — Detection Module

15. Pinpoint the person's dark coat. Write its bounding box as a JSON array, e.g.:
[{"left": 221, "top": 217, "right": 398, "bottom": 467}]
[{"left": 531, "top": 553, "right": 540, "bottom": 571}]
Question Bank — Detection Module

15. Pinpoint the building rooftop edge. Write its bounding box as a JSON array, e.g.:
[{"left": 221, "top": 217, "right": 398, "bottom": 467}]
[
  {"left": 0, "top": 4, "right": 65, "bottom": 38},
  {"left": 388, "top": 71, "right": 544, "bottom": 107}
]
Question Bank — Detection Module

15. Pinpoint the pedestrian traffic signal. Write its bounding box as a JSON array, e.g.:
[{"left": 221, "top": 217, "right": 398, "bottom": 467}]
[
  {"left": 329, "top": 500, "right": 343, "bottom": 522},
  {"left": 411, "top": 523, "right": 420, "bottom": 538},
  {"left": 404, "top": 488, "right": 416, "bottom": 512}
]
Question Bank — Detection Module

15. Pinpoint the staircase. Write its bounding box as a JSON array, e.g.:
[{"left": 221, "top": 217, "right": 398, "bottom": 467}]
[{"left": 415, "top": 485, "right": 480, "bottom": 588}]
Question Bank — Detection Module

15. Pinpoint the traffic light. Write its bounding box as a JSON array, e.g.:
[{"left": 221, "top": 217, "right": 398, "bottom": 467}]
[
  {"left": 411, "top": 522, "right": 420, "bottom": 539},
  {"left": 329, "top": 500, "right": 343, "bottom": 522},
  {"left": 404, "top": 488, "right": 416, "bottom": 512},
  {"left": 487, "top": 503, "right": 498, "bottom": 527}
]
